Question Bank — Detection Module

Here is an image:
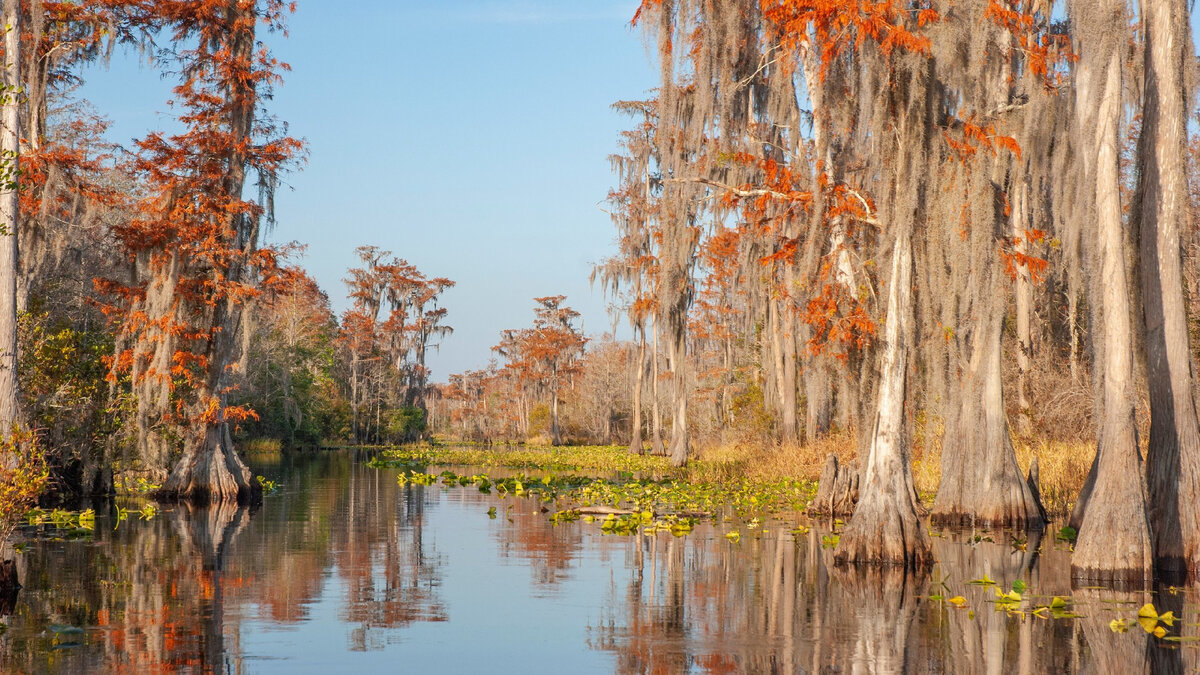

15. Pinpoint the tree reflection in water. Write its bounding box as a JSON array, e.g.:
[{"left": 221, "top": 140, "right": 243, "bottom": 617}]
[
  {"left": 591, "top": 523, "right": 1199, "bottom": 673},
  {"left": 0, "top": 451, "right": 1197, "bottom": 672},
  {"left": 0, "top": 452, "right": 449, "bottom": 670}
]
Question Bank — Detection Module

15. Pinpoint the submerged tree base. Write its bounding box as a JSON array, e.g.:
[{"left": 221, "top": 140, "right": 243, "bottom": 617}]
[
  {"left": 810, "top": 453, "right": 858, "bottom": 517},
  {"left": 157, "top": 425, "right": 261, "bottom": 504},
  {"left": 835, "top": 488, "right": 932, "bottom": 570}
]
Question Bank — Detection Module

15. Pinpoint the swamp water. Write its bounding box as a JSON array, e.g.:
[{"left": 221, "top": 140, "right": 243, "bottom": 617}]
[{"left": 0, "top": 449, "right": 1197, "bottom": 673}]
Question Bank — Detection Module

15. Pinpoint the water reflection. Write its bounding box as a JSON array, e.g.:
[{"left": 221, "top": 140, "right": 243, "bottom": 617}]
[{"left": 0, "top": 450, "right": 1196, "bottom": 672}]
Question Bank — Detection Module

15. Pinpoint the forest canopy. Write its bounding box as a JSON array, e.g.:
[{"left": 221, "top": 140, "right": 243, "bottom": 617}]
[{"left": 1, "top": 0, "right": 1200, "bottom": 587}]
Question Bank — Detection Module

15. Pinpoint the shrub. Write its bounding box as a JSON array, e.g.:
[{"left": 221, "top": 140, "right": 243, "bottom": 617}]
[{"left": 0, "top": 428, "right": 50, "bottom": 550}]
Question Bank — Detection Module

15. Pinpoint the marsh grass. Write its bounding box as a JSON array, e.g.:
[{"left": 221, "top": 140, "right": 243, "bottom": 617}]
[
  {"left": 691, "top": 431, "right": 858, "bottom": 484},
  {"left": 1013, "top": 439, "right": 1095, "bottom": 518},
  {"left": 397, "top": 430, "right": 1096, "bottom": 519},
  {"left": 689, "top": 431, "right": 1094, "bottom": 518},
  {"left": 241, "top": 438, "right": 283, "bottom": 455}
]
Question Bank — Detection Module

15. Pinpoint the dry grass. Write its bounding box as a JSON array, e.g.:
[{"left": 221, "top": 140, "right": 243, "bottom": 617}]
[
  {"left": 692, "top": 430, "right": 857, "bottom": 483},
  {"left": 694, "top": 429, "right": 1095, "bottom": 519},
  {"left": 1013, "top": 438, "right": 1095, "bottom": 518}
]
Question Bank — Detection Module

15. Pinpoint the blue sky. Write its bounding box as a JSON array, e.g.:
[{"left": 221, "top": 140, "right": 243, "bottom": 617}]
[{"left": 77, "top": 1, "right": 655, "bottom": 379}]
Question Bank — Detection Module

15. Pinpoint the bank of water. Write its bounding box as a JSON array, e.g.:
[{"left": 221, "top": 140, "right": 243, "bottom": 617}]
[{"left": 0, "top": 449, "right": 1196, "bottom": 672}]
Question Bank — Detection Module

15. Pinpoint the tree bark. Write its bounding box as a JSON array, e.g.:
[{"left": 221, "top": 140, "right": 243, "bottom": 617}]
[
  {"left": 665, "top": 306, "right": 689, "bottom": 467},
  {"left": 931, "top": 308, "right": 1046, "bottom": 529},
  {"left": 1137, "top": 0, "right": 1200, "bottom": 577},
  {"left": 1012, "top": 173, "right": 1035, "bottom": 437},
  {"left": 550, "top": 381, "right": 562, "bottom": 446},
  {"left": 835, "top": 232, "right": 931, "bottom": 568},
  {"left": 804, "top": 358, "right": 832, "bottom": 443},
  {"left": 628, "top": 325, "right": 646, "bottom": 454},
  {"left": 810, "top": 453, "right": 858, "bottom": 517},
  {"left": 780, "top": 274, "right": 799, "bottom": 443},
  {"left": 0, "top": 0, "right": 19, "bottom": 434},
  {"left": 650, "top": 318, "right": 666, "bottom": 456},
  {"left": 1072, "top": 31, "right": 1153, "bottom": 584}
]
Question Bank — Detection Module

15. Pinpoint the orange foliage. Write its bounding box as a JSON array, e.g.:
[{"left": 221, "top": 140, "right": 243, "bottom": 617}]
[
  {"left": 763, "top": 0, "right": 938, "bottom": 75},
  {"left": 984, "top": 0, "right": 1073, "bottom": 88},
  {"left": 97, "top": 1, "right": 302, "bottom": 432},
  {"left": 1000, "top": 229, "right": 1049, "bottom": 283}
]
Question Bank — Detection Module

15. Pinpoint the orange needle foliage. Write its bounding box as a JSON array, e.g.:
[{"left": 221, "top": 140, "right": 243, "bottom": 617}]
[{"left": 93, "top": 0, "right": 302, "bottom": 489}]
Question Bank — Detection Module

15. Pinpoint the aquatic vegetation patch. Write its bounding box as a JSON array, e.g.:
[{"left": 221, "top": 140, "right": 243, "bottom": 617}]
[
  {"left": 256, "top": 475, "right": 279, "bottom": 494},
  {"left": 22, "top": 508, "right": 95, "bottom": 539},
  {"left": 388, "top": 449, "right": 820, "bottom": 538},
  {"left": 373, "top": 444, "right": 673, "bottom": 475},
  {"left": 114, "top": 474, "right": 160, "bottom": 495}
]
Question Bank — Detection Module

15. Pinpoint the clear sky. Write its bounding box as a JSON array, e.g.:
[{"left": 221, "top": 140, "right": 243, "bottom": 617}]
[{"left": 76, "top": 1, "right": 656, "bottom": 380}]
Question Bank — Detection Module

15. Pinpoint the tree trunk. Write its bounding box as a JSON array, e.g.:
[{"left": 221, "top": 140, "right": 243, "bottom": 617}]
[
  {"left": 628, "top": 326, "right": 646, "bottom": 454},
  {"left": 1072, "top": 33, "right": 1153, "bottom": 584},
  {"left": 835, "top": 232, "right": 931, "bottom": 568},
  {"left": 550, "top": 383, "right": 562, "bottom": 446},
  {"left": 1012, "top": 173, "right": 1035, "bottom": 437},
  {"left": 159, "top": 418, "right": 256, "bottom": 503},
  {"left": 767, "top": 297, "right": 787, "bottom": 432},
  {"left": 811, "top": 453, "right": 858, "bottom": 517},
  {"left": 1137, "top": 0, "right": 1200, "bottom": 577},
  {"left": 0, "top": 0, "right": 19, "bottom": 434},
  {"left": 780, "top": 302, "right": 799, "bottom": 444},
  {"left": 666, "top": 307, "right": 689, "bottom": 467},
  {"left": 650, "top": 318, "right": 666, "bottom": 456},
  {"left": 931, "top": 308, "right": 1046, "bottom": 529},
  {"left": 804, "top": 358, "right": 832, "bottom": 443},
  {"left": 350, "top": 351, "right": 360, "bottom": 443}
]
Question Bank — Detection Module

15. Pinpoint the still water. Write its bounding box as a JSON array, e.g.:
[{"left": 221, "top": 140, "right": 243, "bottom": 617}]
[{"left": 1, "top": 450, "right": 1197, "bottom": 673}]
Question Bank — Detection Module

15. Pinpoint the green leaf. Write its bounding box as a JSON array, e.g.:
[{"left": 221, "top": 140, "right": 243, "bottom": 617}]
[{"left": 1012, "top": 579, "right": 1027, "bottom": 594}]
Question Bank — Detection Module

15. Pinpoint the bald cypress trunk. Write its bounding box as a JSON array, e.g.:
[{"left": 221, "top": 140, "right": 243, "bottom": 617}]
[
  {"left": 1137, "top": 0, "right": 1200, "bottom": 576},
  {"left": 665, "top": 303, "right": 689, "bottom": 467},
  {"left": 835, "top": 232, "right": 931, "bottom": 568},
  {"left": 1012, "top": 175, "right": 1035, "bottom": 438},
  {"left": 804, "top": 358, "right": 832, "bottom": 443},
  {"left": 931, "top": 307, "right": 1045, "bottom": 529},
  {"left": 1071, "top": 2, "right": 1152, "bottom": 583},
  {"left": 650, "top": 319, "right": 666, "bottom": 456},
  {"left": 780, "top": 273, "right": 799, "bottom": 443},
  {"left": 628, "top": 326, "right": 646, "bottom": 454}
]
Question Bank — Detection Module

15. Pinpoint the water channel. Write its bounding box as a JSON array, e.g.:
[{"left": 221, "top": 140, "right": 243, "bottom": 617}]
[{"left": 1, "top": 449, "right": 1197, "bottom": 672}]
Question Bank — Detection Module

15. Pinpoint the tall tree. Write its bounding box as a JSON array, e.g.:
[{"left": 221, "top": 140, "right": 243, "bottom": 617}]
[
  {"left": 928, "top": 0, "right": 1049, "bottom": 530},
  {"left": 1136, "top": 0, "right": 1200, "bottom": 575},
  {"left": 99, "top": 0, "right": 302, "bottom": 501},
  {"left": 0, "top": 0, "right": 19, "bottom": 433},
  {"left": 1068, "top": 0, "right": 1153, "bottom": 583}
]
